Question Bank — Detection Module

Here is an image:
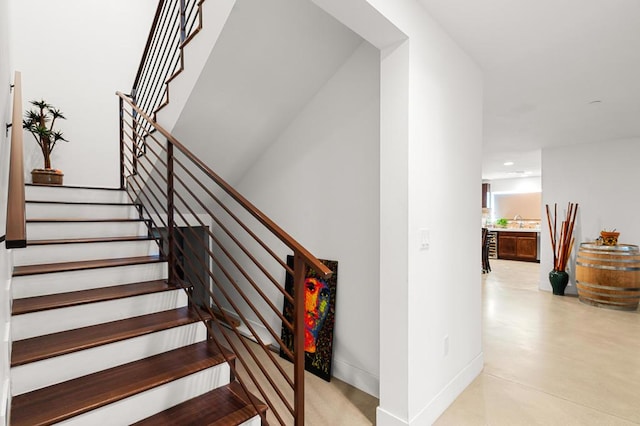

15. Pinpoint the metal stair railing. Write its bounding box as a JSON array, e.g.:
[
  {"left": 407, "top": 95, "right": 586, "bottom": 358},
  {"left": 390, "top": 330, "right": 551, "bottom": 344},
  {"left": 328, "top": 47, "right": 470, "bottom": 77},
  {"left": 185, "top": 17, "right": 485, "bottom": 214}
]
[
  {"left": 130, "top": 0, "right": 204, "bottom": 157},
  {"left": 117, "top": 91, "right": 331, "bottom": 425}
]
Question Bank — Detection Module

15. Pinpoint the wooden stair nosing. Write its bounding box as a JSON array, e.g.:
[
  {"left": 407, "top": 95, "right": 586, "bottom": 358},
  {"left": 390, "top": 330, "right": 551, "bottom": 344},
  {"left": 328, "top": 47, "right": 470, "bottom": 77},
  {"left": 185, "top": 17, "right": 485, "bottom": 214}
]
[
  {"left": 12, "top": 255, "right": 164, "bottom": 277},
  {"left": 131, "top": 381, "right": 266, "bottom": 426},
  {"left": 12, "top": 279, "right": 175, "bottom": 315},
  {"left": 11, "top": 306, "right": 208, "bottom": 367},
  {"left": 27, "top": 235, "right": 159, "bottom": 246},
  {"left": 10, "top": 340, "right": 233, "bottom": 426}
]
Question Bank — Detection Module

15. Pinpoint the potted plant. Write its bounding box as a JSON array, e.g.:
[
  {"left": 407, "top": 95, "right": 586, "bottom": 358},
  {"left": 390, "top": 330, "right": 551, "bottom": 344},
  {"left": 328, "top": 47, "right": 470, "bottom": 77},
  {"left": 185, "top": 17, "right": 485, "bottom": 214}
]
[
  {"left": 23, "top": 100, "right": 69, "bottom": 185},
  {"left": 495, "top": 218, "right": 508, "bottom": 228}
]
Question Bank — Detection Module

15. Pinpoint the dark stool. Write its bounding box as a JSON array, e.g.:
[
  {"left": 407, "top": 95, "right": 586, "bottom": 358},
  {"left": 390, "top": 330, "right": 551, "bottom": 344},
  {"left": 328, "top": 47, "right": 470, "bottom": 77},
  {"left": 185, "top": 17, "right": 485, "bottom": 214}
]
[{"left": 482, "top": 228, "right": 491, "bottom": 273}]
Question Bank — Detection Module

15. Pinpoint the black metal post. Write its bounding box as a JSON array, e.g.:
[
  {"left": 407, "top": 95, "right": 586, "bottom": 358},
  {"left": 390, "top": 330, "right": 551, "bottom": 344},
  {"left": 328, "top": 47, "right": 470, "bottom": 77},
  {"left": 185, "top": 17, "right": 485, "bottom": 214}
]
[
  {"left": 167, "top": 141, "right": 176, "bottom": 285},
  {"left": 293, "top": 253, "right": 306, "bottom": 425},
  {"left": 119, "top": 96, "right": 125, "bottom": 189},
  {"left": 179, "top": 0, "right": 187, "bottom": 43}
]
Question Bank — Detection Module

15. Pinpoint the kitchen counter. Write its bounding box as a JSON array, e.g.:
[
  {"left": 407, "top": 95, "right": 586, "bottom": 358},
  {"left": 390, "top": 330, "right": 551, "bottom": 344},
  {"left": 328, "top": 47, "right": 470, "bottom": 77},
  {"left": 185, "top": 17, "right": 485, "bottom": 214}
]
[{"left": 487, "top": 227, "right": 540, "bottom": 233}]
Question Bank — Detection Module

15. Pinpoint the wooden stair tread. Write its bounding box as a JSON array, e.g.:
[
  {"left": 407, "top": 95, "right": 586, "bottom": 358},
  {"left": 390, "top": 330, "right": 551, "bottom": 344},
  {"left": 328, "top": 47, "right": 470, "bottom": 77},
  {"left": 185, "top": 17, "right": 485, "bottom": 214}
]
[
  {"left": 12, "top": 279, "right": 174, "bottom": 315},
  {"left": 12, "top": 255, "right": 163, "bottom": 277},
  {"left": 12, "top": 306, "right": 207, "bottom": 366},
  {"left": 27, "top": 235, "right": 157, "bottom": 246},
  {"left": 26, "top": 183, "right": 123, "bottom": 191},
  {"left": 26, "top": 200, "right": 136, "bottom": 206},
  {"left": 132, "top": 382, "right": 266, "bottom": 426},
  {"left": 27, "top": 218, "right": 148, "bottom": 223},
  {"left": 10, "top": 340, "right": 232, "bottom": 426}
]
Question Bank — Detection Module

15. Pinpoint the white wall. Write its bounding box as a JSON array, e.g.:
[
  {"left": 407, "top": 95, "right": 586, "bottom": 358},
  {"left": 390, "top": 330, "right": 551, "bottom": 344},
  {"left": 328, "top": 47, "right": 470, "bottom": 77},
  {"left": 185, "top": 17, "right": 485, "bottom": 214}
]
[
  {"left": 401, "top": 10, "right": 483, "bottom": 424},
  {"left": 540, "top": 138, "right": 640, "bottom": 295},
  {"left": 9, "top": 0, "right": 157, "bottom": 188},
  {"left": 490, "top": 176, "right": 541, "bottom": 194},
  {"left": 313, "top": 1, "right": 484, "bottom": 424},
  {"left": 234, "top": 41, "right": 381, "bottom": 396},
  {"left": 0, "top": 0, "right": 12, "bottom": 420},
  {"left": 1, "top": 0, "right": 11, "bottom": 237}
]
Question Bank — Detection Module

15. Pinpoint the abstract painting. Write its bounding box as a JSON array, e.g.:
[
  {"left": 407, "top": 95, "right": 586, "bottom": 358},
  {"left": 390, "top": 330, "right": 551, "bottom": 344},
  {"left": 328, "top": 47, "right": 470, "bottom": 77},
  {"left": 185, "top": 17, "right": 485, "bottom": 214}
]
[{"left": 280, "top": 255, "right": 338, "bottom": 381}]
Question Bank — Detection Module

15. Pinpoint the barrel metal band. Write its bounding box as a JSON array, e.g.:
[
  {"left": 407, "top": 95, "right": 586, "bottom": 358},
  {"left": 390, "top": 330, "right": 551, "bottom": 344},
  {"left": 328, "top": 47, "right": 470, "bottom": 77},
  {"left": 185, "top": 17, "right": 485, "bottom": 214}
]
[
  {"left": 576, "top": 261, "right": 640, "bottom": 271},
  {"left": 576, "top": 255, "right": 640, "bottom": 264},
  {"left": 579, "top": 295, "right": 638, "bottom": 307},
  {"left": 578, "top": 250, "right": 639, "bottom": 257},
  {"left": 579, "top": 244, "right": 639, "bottom": 252},
  {"left": 575, "top": 280, "right": 640, "bottom": 292}
]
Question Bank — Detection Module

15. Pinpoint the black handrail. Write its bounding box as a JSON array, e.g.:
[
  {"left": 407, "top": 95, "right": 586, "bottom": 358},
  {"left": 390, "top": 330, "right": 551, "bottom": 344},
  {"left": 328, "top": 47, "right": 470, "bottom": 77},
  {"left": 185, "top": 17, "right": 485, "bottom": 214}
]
[{"left": 118, "top": 91, "right": 331, "bottom": 425}]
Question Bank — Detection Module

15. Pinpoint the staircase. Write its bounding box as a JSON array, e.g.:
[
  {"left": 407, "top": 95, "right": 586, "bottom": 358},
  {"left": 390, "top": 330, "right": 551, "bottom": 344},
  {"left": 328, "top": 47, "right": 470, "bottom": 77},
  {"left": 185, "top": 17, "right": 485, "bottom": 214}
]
[{"left": 9, "top": 183, "right": 264, "bottom": 425}]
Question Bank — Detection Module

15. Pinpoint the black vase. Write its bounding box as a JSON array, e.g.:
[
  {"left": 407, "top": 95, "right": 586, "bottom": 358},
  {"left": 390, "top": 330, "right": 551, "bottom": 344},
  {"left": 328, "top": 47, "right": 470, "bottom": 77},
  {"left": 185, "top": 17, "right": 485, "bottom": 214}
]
[{"left": 549, "top": 269, "right": 569, "bottom": 296}]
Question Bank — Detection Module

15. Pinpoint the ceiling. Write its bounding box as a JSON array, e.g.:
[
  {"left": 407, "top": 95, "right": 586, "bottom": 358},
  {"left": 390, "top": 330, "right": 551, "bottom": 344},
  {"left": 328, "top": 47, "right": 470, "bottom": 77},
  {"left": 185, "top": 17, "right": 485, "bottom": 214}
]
[{"left": 419, "top": 0, "right": 640, "bottom": 180}]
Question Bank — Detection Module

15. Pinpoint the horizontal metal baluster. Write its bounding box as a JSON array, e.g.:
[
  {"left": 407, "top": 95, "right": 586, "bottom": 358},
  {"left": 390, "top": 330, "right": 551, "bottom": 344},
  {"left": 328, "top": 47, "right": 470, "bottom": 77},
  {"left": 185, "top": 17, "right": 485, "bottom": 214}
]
[
  {"left": 170, "top": 198, "right": 295, "bottom": 363},
  {"left": 171, "top": 167, "right": 293, "bottom": 305},
  {"left": 167, "top": 224, "right": 296, "bottom": 413},
  {"left": 173, "top": 155, "right": 293, "bottom": 277},
  {"left": 168, "top": 226, "right": 296, "bottom": 416},
  {"left": 171, "top": 179, "right": 294, "bottom": 332}
]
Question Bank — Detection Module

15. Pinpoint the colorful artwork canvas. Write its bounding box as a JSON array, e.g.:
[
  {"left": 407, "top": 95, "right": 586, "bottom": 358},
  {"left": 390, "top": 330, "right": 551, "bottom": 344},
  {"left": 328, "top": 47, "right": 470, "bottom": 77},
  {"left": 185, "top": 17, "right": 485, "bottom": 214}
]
[{"left": 280, "top": 256, "right": 338, "bottom": 381}]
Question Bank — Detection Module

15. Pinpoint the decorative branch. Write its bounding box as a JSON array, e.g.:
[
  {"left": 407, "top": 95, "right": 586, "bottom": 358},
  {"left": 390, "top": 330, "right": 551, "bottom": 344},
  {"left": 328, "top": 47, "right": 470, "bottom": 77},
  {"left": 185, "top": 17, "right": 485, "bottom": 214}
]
[{"left": 546, "top": 202, "right": 578, "bottom": 272}]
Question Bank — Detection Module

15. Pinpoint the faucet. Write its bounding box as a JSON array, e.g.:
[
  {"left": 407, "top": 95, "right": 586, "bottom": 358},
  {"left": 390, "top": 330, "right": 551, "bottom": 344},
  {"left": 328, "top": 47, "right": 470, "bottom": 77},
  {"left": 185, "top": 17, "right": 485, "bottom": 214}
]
[{"left": 514, "top": 215, "right": 523, "bottom": 228}]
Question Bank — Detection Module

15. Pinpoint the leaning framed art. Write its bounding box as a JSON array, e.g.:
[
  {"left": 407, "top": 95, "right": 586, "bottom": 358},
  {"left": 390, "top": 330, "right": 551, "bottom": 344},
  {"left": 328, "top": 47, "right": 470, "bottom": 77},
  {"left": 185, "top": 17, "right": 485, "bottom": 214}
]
[{"left": 280, "top": 255, "right": 338, "bottom": 381}]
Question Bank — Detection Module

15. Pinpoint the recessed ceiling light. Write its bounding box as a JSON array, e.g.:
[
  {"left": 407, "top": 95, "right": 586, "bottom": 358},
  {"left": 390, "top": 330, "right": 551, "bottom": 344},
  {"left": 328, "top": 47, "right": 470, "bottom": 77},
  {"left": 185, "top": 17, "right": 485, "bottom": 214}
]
[{"left": 503, "top": 161, "right": 514, "bottom": 166}]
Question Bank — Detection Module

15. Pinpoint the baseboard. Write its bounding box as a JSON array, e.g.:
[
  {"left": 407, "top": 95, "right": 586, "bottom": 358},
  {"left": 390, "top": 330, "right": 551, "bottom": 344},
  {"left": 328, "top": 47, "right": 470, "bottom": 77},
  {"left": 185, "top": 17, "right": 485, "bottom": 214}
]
[
  {"left": 376, "top": 352, "right": 483, "bottom": 426},
  {"left": 376, "top": 406, "right": 409, "bottom": 426},
  {"left": 411, "top": 352, "right": 484, "bottom": 425},
  {"left": 332, "top": 358, "right": 379, "bottom": 398}
]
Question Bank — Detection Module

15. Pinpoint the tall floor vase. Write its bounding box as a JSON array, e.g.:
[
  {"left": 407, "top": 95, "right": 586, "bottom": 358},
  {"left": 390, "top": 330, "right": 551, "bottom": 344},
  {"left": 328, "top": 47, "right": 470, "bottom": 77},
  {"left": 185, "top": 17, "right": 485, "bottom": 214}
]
[{"left": 549, "top": 269, "right": 569, "bottom": 296}]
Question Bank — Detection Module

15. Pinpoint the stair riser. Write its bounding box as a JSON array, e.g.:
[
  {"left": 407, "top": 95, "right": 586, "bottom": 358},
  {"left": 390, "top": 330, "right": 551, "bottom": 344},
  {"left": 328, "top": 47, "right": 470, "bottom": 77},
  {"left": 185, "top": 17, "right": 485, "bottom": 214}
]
[
  {"left": 241, "top": 416, "right": 262, "bottom": 426},
  {"left": 12, "top": 262, "right": 167, "bottom": 298},
  {"left": 26, "top": 203, "right": 140, "bottom": 220},
  {"left": 12, "top": 290, "right": 188, "bottom": 340},
  {"left": 57, "top": 364, "right": 231, "bottom": 425},
  {"left": 25, "top": 186, "right": 128, "bottom": 204},
  {"left": 14, "top": 240, "right": 160, "bottom": 267},
  {"left": 27, "top": 221, "right": 149, "bottom": 240},
  {"left": 12, "top": 322, "right": 208, "bottom": 395}
]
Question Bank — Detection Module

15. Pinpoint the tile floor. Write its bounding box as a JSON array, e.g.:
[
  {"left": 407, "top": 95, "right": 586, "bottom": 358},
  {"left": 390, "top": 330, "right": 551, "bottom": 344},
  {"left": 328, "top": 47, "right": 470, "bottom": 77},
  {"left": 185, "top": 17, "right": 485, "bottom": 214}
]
[{"left": 435, "top": 259, "right": 640, "bottom": 425}]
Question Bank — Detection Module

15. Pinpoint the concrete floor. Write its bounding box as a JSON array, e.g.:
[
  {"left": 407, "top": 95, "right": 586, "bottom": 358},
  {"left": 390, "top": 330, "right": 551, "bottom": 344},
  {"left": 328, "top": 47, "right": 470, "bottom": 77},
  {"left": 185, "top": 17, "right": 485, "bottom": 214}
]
[
  {"left": 284, "top": 258, "right": 640, "bottom": 425},
  {"left": 436, "top": 259, "right": 640, "bottom": 425}
]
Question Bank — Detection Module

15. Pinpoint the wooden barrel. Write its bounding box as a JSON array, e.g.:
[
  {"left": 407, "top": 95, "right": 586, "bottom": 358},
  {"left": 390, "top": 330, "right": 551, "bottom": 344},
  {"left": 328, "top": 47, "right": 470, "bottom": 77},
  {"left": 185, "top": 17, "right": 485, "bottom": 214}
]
[{"left": 576, "top": 243, "right": 640, "bottom": 311}]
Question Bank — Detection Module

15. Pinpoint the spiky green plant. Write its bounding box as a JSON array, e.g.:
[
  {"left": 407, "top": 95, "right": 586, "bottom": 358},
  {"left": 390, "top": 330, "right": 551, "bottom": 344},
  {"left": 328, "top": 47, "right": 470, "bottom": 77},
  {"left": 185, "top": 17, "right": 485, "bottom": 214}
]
[{"left": 23, "top": 100, "right": 69, "bottom": 169}]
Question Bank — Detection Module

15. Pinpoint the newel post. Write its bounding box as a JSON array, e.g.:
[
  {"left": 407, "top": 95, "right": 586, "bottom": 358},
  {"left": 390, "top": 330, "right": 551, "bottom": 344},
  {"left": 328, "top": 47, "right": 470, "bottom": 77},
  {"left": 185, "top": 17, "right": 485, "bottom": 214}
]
[
  {"left": 167, "top": 141, "right": 176, "bottom": 285},
  {"left": 293, "top": 253, "right": 306, "bottom": 425}
]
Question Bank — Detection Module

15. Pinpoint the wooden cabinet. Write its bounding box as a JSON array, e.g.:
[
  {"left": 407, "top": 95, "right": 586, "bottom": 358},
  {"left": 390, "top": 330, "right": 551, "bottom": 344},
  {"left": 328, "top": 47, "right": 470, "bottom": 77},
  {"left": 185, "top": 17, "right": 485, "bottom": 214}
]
[
  {"left": 482, "top": 183, "right": 491, "bottom": 208},
  {"left": 497, "top": 231, "right": 538, "bottom": 262}
]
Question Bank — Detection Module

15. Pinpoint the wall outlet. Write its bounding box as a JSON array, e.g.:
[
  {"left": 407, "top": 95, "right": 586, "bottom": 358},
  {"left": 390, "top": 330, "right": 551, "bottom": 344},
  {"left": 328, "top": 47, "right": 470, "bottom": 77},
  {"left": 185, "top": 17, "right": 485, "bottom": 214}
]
[{"left": 443, "top": 335, "right": 449, "bottom": 357}]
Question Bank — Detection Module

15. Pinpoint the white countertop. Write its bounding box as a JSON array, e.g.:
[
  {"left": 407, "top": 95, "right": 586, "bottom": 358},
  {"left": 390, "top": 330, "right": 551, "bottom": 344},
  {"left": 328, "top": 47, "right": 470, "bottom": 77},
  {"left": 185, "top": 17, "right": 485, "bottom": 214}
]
[{"left": 487, "top": 227, "right": 541, "bottom": 233}]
